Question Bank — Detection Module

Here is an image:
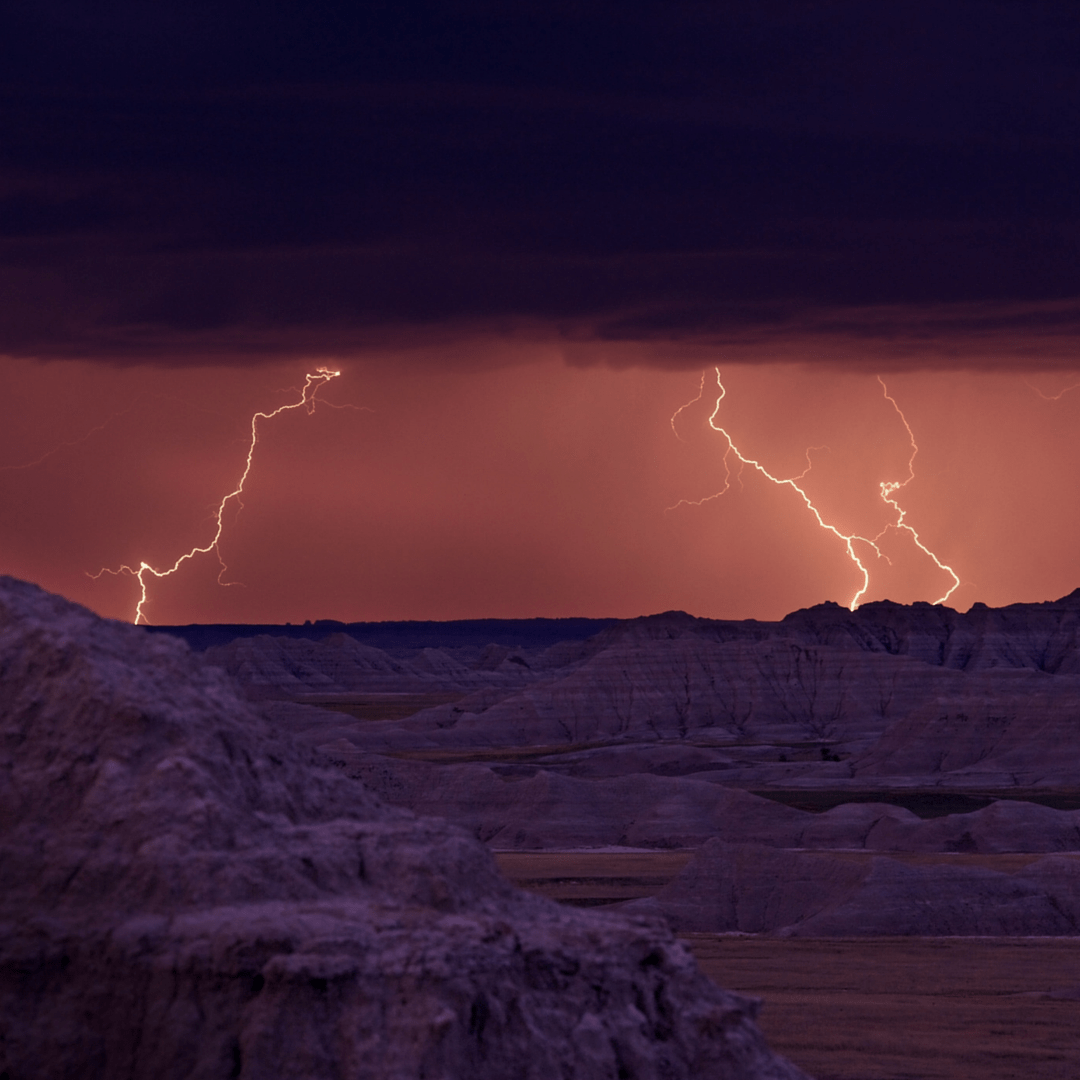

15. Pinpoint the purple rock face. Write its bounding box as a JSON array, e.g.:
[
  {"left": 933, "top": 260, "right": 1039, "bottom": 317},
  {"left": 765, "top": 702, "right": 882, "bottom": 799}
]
[
  {"left": 624, "top": 841, "right": 1080, "bottom": 937},
  {"left": 0, "top": 577, "right": 809, "bottom": 1080},
  {"left": 222, "top": 598, "right": 1080, "bottom": 792},
  {"left": 209, "top": 602, "right": 1080, "bottom": 870}
]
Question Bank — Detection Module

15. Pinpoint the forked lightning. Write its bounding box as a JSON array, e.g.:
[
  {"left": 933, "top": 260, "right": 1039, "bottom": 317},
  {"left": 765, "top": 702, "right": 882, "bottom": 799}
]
[
  {"left": 671, "top": 368, "right": 959, "bottom": 610},
  {"left": 93, "top": 367, "right": 341, "bottom": 623}
]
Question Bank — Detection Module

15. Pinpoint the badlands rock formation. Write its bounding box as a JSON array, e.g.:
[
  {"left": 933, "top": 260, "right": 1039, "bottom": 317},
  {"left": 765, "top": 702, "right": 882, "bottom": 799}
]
[
  {"left": 0, "top": 578, "right": 808, "bottom": 1080},
  {"left": 193, "top": 597, "right": 1080, "bottom": 845},
  {"left": 204, "top": 632, "right": 548, "bottom": 697},
  {"left": 336, "top": 752, "right": 1080, "bottom": 855},
  {"left": 335, "top": 756, "right": 811, "bottom": 850},
  {"left": 176, "top": 593, "right": 1080, "bottom": 936},
  {"left": 625, "top": 841, "right": 1080, "bottom": 936},
  {"left": 202, "top": 594, "right": 1080, "bottom": 788}
]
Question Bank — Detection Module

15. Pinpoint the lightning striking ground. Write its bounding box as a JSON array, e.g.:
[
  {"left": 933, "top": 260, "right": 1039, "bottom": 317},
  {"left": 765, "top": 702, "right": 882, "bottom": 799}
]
[
  {"left": 671, "top": 368, "right": 960, "bottom": 610},
  {"left": 93, "top": 367, "right": 341, "bottom": 624},
  {"left": 873, "top": 377, "right": 961, "bottom": 605}
]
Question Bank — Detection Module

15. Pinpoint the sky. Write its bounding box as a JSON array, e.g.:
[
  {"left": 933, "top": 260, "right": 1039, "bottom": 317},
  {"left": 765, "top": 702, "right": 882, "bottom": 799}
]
[{"left": 2, "top": 1, "right": 1080, "bottom": 624}]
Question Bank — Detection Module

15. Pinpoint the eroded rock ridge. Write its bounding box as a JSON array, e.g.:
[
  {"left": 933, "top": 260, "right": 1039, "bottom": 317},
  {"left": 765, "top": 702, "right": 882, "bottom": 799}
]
[{"left": 0, "top": 578, "right": 807, "bottom": 1080}]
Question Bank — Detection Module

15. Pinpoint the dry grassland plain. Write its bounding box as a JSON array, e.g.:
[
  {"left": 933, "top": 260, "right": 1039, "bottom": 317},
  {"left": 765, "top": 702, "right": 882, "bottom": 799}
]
[
  {"left": 496, "top": 852, "right": 1080, "bottom": 1080},
  {"left": 688, "top": 936, "right": 1080, "bottom": 1080}
]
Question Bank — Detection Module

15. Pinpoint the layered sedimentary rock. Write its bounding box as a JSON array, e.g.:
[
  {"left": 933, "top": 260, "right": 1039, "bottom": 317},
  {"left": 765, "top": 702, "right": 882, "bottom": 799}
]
[
  {"left": 203, "top": 632, "right": 547, "bottom": 697},
  {"left": 390, "top": 639, "right": 937, "bottom": 748},
  {"left": 215, "top": 597, "right": 1080, "bottom": 791},
  {"left": 848, "top": 681, "right": 1080, "bottom": 784},
  {"left": 0, "top": 578, "right": 807, "bottom": 1080}
]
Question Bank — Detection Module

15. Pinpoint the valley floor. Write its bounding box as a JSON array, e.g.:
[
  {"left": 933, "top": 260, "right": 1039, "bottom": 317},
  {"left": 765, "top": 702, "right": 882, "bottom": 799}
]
[
  {"left": 494, "top": 849, "right": 1080, "bottom": 907},
  {"left": 688, "top": 935, "right": 1080, "bottom": 1080}
]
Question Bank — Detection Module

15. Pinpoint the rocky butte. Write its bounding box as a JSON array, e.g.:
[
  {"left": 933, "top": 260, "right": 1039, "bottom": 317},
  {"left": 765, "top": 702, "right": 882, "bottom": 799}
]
[{"left": 0, "top": 577, "right": 807, "bottom": 1080}]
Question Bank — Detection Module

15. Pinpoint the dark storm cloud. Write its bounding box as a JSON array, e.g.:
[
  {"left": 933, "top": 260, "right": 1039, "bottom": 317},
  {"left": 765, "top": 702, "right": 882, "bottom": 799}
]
[{"left": 2, "top": 1, "right": 1080, "bottom": 365}]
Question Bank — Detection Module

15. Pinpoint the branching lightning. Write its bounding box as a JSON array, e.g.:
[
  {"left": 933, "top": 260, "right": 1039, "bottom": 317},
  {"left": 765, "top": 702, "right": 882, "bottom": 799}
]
[
  {"left": 670, "top": 368, "right": 960, "bottom": 610},
  {"left": 92, "top": 367, "right": 342, "bottom": 624}
]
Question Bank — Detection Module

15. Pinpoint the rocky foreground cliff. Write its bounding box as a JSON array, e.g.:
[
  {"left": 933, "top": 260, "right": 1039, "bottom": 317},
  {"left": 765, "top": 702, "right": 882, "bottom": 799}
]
[{"left": 0, "top": 578, "right": 808, "bottom": 1080}]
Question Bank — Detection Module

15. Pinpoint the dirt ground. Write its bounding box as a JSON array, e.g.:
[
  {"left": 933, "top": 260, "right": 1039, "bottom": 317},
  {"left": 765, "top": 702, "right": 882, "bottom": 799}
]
[
  {"left": 495, "top": 852, "right": 1080, "bottom": 1079},
  {"left": 687, "top": 936, "right": 1080, "bottom": 1080},
  {"left": 494, "top": 850, "right": 694, "bottom": 903},
  {"left": 493, "top": 849, "right": 1080, "bottom": 906}
]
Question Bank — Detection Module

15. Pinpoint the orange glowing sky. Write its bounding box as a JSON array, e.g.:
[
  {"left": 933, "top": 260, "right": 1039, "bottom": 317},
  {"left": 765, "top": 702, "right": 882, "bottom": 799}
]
[
  {"left": 3, "top": 346, "right": 1079, "bottom": 625},
  {"left": 5, "top": 3, "right": 1080, "bottom": 622}
]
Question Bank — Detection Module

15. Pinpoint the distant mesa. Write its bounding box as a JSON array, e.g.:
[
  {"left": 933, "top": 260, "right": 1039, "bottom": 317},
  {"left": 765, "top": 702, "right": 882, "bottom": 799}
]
[{"left": 143, "top": 615, "right": 621, "bottom": 653}]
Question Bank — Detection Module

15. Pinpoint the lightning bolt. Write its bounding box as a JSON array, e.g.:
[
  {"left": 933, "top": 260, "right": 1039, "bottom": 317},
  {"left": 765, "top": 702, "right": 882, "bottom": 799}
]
[
  {"left": 873, "top": 377, "right": 961, "bottom": 606},
  {"left": 670, "top": 368, "right": 960, "bottom": 611},
  {"left": 92, "top": 366, "right": 341, "bottom": 624},
  {"left": 669, "top": 370, "right": 707, "bottom": 442}
]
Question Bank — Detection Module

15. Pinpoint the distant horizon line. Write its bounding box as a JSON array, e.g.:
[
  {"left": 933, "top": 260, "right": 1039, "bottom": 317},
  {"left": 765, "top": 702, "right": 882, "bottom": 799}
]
[{"left": 132, "top": 587, "right": 1080, "bottom": 631}]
